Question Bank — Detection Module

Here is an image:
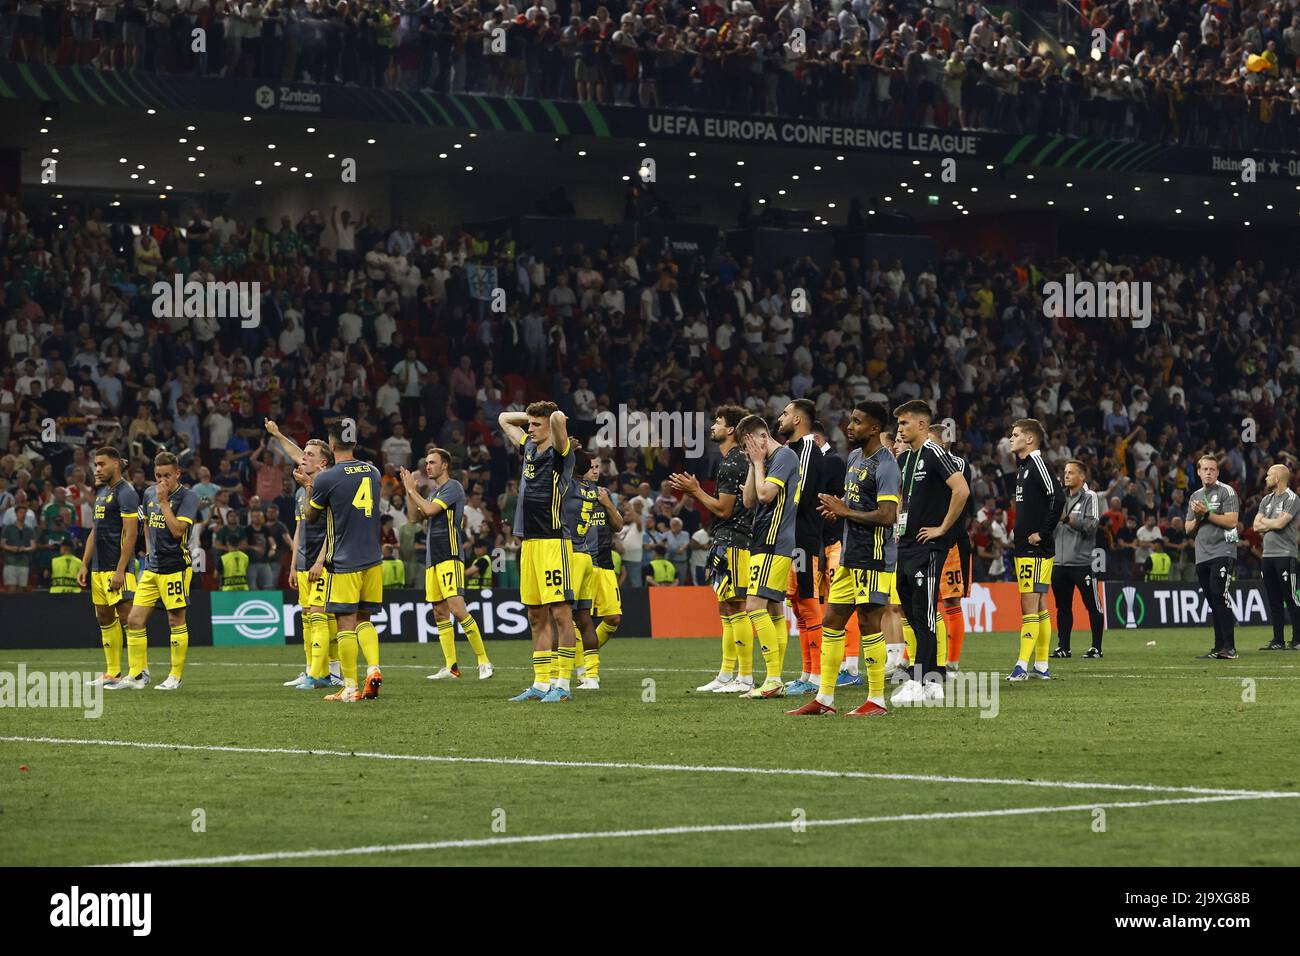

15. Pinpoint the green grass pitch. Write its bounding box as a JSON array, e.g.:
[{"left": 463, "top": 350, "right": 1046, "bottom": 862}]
[{"left": 2, "top": 627, "right": 1298, "bottom": 866}]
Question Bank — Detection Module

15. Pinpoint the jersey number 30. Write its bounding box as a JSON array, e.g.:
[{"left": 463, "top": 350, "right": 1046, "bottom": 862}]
[{"left": 351, "top": 480, "right": 374, "bottom": 517}]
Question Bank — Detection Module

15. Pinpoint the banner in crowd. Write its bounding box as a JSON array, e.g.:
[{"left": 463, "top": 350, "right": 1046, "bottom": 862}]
[
  {"left": 3, "top": 63, "right": 1298, "bottom": 181},
  {"left": 465, "top": 263, "right": 498, "bottom": 301},
  {"left": 1101, "top": 581, "right": 1272, "bottom": 630},
  {"left": 647, "top": 582, "right": 1096, "bottom": 637}
]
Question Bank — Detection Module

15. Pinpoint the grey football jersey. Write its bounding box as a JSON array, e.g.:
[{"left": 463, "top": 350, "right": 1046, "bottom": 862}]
[
  {"left": 1259, "top": 489, "right": 1300, "bottom": 558},
  {"left": 1186, "top": 482, "right": 1240, "bottom": 564}
]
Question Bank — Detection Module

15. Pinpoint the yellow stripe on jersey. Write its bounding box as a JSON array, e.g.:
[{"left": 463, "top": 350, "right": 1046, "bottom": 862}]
[
  {"left": 551, "top": 473, "right": 560, "bottom": 531},
  {"left": 446, "top": 509, "right": 458, "bottom": 558},
  {"left": 878, "top": 494, "right": 900, "bottom": 503},
  {"left": 766, "top": 487, "right": 786, "bottom": 547},
  {"left": 324, "top": 508, "right": 335, "bottom": 564},
  {"left": 765, "top": 476, "right": 785, "bottom": 487}
]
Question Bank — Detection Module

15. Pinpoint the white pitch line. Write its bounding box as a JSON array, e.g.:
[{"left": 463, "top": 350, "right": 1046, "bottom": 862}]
[
  {"left": 101, "top": 792, "right": 1297, "bottom": 867},
  {"left": 3, "top": 735, "right": 1295, "bottom": 799}
]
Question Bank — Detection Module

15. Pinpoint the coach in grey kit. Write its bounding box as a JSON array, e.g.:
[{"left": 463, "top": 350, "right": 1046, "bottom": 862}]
[
  {"left": 1050, "top": 465, "right": 1106, "bottom": 658},
  {"left": 1185, "top": 458, "right": 1240, "bottom": 660},
  {"left": 1254, "top": 465, "right": 1300, "bottom": 651}
]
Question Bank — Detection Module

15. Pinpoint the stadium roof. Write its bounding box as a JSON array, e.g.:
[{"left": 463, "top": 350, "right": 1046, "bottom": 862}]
[{"left": 2, "top": 64, "right": 1297, "bottom": 232}]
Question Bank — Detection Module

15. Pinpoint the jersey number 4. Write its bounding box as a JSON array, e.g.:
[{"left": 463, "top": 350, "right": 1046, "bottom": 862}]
[{"left": 351, "top": 480, "right": 374, "bottom": 517}]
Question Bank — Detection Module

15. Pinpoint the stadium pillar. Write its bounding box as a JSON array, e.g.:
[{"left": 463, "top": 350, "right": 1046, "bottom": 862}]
[{"left": 0, "top": 149, "right": 20, "bottom": 199}]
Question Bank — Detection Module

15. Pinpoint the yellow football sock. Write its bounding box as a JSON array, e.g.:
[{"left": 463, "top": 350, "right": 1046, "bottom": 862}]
[
  {"left": 903, "top": 619, "right": 916, "bottom": 664},
  {"left": 327, "top": 614, "right": 338, "bottom": 656},
  {"left": 168, "top": 624, "right": 189, "bottom": 681},
  {"left": 338, "top": 630, "right": 360, "bottom": 688},
  {"left": 585, "top": 648, "right": 600, "bottom": 680},
  {"left": 1017, "top": 613, "right": 1039, "bottom": 666},
  {"left": 770, "top": 613, "right": 788, "bottom": 674},
  {"left": 572, "top": 621, "right": 587, "bottom": 665},
  {"left": 550, "top": 643, "right": 562, "bottom": 682},
  {"left": 532, "top": 650, "right": 552, "bottom": 689},
  {"left": 302, "top": 616, "right": 312, "bottom": 669},
  {"left": 126, "top": 626, "right": 148, "bottom": 677},
  {"left": 748, "top": 610, "right": 781, "bottom": 680},
  {"left": 306, "top": 614, "right": 327, "bottom": 679},
  {"left": 720, "top": 613, "right": 737, "bottom": 676},
  {"left": 460, "top": 614, "right": 489, "bottom": 664},
  {"left": 936, "top": 612, "right": 948, "bottom": 668},
  {"left": 356, "top": 620, "right": 380, "bottom": 668},
  {"left": 555, "top": 645, "right": 575, "bottom": 687},
  {"left": 734, "top": 612, "right": 754, "bottom": 678},
  {"left": 1037, "top": 610, "right": 1052, "bottom": 662},
  {"left": 863, "top": 631, "right": 887, "bottom": 701},
  {"left": 99, "top": 620, "right": 123, "bottom": 677},
  {"left": 596, "top": 619, "right": 616, "bottom": 648},
  {"left": 819, "top": 626, "right": 846, "bottom": 699},
  {"left": 436, "top": 617, "right": 457, "bottom": 668}
]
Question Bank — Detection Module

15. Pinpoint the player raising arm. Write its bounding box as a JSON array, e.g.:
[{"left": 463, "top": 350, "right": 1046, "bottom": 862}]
[
  {"left": 499, "top": 403, "right": 577, "bottom": 702},
  {"left": 304, "top": 423, "right": 385, "bottom": 701},
  {"left": 401, "top": 448, "right": 493, "bottom": 681}
]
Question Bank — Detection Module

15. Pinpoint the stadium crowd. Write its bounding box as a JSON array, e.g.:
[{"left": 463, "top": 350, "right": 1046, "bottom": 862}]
[
  {"left": 0, "top": 189, "right": 1296, "bottom": 591},
  {"left": 2, "top": 0, "right": 1300, "bottom": 148}
]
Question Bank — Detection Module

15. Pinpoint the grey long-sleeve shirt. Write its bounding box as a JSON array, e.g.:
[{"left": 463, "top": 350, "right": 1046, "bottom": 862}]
[{"left": 1055, "top": 487, "right": 1100, "bottom": 567}]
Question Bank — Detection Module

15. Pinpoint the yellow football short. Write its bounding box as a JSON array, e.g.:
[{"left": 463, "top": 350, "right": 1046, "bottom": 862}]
[
  {"left": 748, "top": 551, "right": 792, "bottom": 603},
  {"left": 570, "top": 550, "right": 596, "bottom": 610},
  {"left": 134, "top": 568, "right": 191, "bottom": 611},
  {"left": 297, "top": 569, "right": 330, "bottom": 609},
  {"left": 90, "top": 569, "right": 137, "bottom": 607},
  {"left": 1015, "top": 555, "right": 1053, "bottom": 594},
  {"left": 593, "top": 566, "right": 621, "bottom": 617},
  {"left": 827, "top": 565, "right": 894, "bottom": 606},
  {"left": 424, "top": 559, "right": 465, "bottom": 604},
  {"left": 520, "top": 537, "right": 572, "bottom": 606},
  {"left": 712, "top": 545, "right": 749, "bottom": 603},
  {"left": 326, "top": 564, "right": 383, "bottom": 613}
]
